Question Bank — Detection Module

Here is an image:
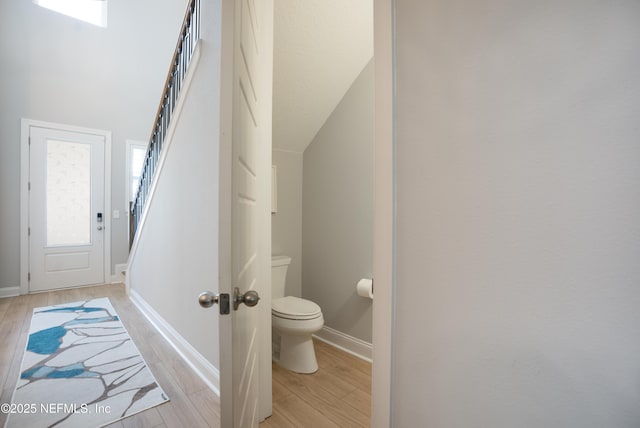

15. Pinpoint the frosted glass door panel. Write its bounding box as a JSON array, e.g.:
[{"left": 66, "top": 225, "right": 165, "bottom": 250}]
[{"left": 46, "top": 139, "right": 92, "bottom": 246}]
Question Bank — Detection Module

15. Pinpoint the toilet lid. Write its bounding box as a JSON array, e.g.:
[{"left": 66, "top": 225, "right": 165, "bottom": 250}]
[{"left": 272, "top": 296, "right": 322, "bottom": 320}]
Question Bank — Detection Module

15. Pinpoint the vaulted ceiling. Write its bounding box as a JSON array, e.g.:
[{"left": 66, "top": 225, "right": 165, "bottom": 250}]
[{"left": 272, "top": 0, "right": 374, "bottom": 153}]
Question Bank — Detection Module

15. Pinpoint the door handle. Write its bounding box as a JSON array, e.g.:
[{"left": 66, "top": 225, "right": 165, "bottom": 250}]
[
  {"left": 198, "top": 291, "right": 230, "bottom": 314},
  {"left": 97, "top": 225, "right": 104, "bottom": 231},
  {"left": 233, "top": 287, "right": 260, "bottom": 310}
]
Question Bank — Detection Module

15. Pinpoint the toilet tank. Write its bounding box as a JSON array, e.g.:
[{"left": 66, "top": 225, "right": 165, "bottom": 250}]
[{"left": 271, "top": 256, "right": 291, "bottom": 299}]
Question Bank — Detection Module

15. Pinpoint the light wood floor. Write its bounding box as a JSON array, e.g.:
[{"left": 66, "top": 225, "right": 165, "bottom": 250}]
[
  {"left": 263, "top": 339, "right": 372, "bottom": 428},
  {"left": 0, "top": 284, "right": 371, "bottom": 428},
  {"left": 0, "top": 284, "right": 220, "bottom": 428}
]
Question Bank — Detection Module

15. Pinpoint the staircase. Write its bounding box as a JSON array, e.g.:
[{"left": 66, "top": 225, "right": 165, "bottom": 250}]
[{"left": 129, "top": 0, "right": 201, "bottom": 248}]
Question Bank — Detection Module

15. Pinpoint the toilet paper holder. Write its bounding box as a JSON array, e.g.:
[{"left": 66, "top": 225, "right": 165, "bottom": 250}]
[{"left": 356, "top": 278, "right": 374, "bottom": 299}]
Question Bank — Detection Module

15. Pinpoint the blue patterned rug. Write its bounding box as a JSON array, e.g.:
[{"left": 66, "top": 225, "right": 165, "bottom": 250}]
[{"left": 5, "top": 297, "right": 169, "bottom": 428}]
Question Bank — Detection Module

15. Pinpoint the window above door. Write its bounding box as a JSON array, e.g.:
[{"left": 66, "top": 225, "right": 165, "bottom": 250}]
[{"left": 34, "top": 0, "right": 108, "bottom": 28}]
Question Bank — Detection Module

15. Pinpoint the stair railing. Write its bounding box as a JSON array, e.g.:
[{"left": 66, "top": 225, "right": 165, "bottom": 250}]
[{"left": 130, "top": 0, "right": 200, "bottom": 247}]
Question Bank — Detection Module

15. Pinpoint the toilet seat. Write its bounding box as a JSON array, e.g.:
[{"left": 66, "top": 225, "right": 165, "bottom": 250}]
[{"left": 272, "top": 296, "right": 321, "bottom": 320}]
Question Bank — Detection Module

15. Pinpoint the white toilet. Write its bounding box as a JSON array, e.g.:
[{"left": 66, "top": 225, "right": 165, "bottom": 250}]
[{"left": 271, "top": 255, "right": 324, "bottom": 374}]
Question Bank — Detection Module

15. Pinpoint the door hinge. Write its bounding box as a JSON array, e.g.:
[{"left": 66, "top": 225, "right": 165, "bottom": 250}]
[
  {"left": 28, "top": 227, "right": 30, "bottom": 236},
  {"left": 28, "top": 182, "right": 31, "bottom": 191},
  {"left": 28, "top": 273, "right": 31, "bottom": 281},
  {"left": 28, "top": 136, "right": 31, "bottom": 145}
]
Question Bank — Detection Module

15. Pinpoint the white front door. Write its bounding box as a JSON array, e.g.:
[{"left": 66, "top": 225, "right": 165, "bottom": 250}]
[
  {"left": 28, "top": 124, "right": 107, "bottom": 292},
  {"left": 218, "top": 0, "right": 274, "bottom": 426}
]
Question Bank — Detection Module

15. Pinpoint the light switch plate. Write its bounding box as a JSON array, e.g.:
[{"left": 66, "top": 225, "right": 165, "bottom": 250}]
[{"left": 113, "top": 210, "right": 120, "bottom": 219}]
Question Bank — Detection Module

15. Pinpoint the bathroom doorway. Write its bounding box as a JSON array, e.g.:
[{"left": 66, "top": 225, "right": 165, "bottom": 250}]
[{"left": 266, "top": 0, "right": 375, "bottom": 425}]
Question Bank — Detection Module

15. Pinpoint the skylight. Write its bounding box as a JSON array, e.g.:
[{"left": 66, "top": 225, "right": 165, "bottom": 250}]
[{"left": 35, "top": 0, "right": 108, "bottom": 28}]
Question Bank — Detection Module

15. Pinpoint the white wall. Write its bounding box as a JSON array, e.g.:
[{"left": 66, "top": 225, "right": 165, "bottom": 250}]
[
  {"left": 302, "top": 60, "right": 374, "bottom": 343},
  {"left": 392, "top": 0, "right": 640, "bottom": 426},
  {"left": 272, "top": 0, "right": 373, "bottom": 154},
  {"left": 127, "top": 0, "right": 223, "bottom": 374},
  {"left": 271, "top": 149, "right": 303, "bottom": 297},
  {"left": 0, "top": 0, "right": 186, "bottom": 289}
]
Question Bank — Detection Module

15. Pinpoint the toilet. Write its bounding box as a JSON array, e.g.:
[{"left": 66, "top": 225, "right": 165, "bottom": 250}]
[{"left": 271, "top": 255, "right": 324, "bottom": 374}]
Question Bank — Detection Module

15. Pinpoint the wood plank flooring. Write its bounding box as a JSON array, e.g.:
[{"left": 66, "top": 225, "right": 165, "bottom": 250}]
[
  {"left": 0, "top": 284, "right": 220, "bottom": 428},
  {"left": 262, "top": 339, "right": 372, "bottom": 428},
  {"left": 0, "top": 284, "right": 371, "bottom": 428}
]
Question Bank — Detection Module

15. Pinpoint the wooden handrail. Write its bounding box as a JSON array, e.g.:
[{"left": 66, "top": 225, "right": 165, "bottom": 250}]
[
  {"left": 146, "top": 0, "right": 198, "bottom": 147},
  {"left": 130, "top": 0, "right": 200, "bottom": 247}
]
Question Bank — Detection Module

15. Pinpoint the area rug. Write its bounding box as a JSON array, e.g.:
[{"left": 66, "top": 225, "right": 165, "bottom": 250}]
[{"left": 4, "top": 297, "right": 169, "bottom": 428}]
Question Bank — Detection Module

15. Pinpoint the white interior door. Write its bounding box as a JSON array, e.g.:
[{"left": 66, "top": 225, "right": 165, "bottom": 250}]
[
  {"left": 28, "top": 125, "right": 107, "bottom": 292},
  {"left": 219, "top": 0, "right": 274, "bottom": 426}
]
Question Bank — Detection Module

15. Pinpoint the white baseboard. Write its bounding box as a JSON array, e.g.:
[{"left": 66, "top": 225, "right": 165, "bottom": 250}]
[
  {"left": 111, "top": 263, "right": 128, "bottom": 284},
  {"left": 0, "top": 287, "right": 20, "bottom": 298},
  {"left": 129, "top": 289, "right": 220, "bottom": 395},
  {"left": 313, "top": 326, "right": 372, "bottom": 362}
]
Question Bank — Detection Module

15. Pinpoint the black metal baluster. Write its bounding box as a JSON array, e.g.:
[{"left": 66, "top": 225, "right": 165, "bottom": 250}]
[{"left": 130, "top": 2, "right": 201, "bottom": 243}]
